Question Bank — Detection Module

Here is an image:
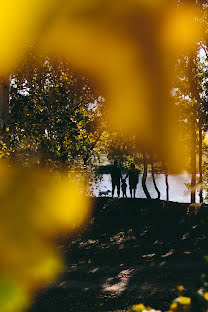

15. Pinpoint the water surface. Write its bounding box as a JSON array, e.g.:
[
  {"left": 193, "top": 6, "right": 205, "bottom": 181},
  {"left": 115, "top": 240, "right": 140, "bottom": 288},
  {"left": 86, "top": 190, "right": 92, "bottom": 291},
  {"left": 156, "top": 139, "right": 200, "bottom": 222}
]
[{"left": 93, "top": 172, "right": 202, "bottom": 203}]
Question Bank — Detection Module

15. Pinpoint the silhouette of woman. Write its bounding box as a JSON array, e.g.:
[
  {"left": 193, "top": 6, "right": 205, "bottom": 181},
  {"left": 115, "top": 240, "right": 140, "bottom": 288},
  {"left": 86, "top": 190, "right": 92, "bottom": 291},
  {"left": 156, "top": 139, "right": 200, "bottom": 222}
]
[{"left": 125, "top": 163, "right": 139, "bottom": 198}]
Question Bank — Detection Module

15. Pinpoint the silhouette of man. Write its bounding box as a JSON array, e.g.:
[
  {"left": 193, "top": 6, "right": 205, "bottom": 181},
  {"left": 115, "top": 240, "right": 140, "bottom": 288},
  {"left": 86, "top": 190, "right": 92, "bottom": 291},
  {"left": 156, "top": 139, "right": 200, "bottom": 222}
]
[
  {"left": 111, "top": 160, "right": 122, "bottom": 197},
  {"left": 125, "top": 163, "right": 139, "bottom": 198}
]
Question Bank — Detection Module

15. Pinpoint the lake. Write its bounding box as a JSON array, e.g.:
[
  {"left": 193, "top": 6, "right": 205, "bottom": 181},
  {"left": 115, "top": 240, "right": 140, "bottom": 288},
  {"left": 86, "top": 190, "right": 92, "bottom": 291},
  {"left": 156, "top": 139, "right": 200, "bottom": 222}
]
[{"left": 93, "top": 172, "right": 204, "bottom": 203}]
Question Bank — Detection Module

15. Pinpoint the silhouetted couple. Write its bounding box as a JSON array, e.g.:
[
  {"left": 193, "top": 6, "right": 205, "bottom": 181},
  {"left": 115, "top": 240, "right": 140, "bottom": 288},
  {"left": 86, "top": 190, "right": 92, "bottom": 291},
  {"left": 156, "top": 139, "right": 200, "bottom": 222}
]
[{"left": 111, "top": 161, "right": 139, "bottom": 198}]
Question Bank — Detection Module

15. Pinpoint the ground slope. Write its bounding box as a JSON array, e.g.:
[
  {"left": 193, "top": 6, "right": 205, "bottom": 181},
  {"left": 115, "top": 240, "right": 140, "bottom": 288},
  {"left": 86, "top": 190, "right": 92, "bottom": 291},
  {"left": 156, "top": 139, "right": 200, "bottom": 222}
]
[{"left": 28, "top": 198, "right": 208, "bottom": 312}]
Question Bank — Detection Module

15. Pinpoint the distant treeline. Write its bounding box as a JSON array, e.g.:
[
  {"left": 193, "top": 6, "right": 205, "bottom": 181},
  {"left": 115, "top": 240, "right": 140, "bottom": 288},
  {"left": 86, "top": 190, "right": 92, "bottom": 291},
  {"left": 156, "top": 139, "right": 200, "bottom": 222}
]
[
  {"left": 97, "top": 164, "right": 126, "bottom": 174},
  {"left": 97, "top": 164, "right": 142, "bottom": 174}
]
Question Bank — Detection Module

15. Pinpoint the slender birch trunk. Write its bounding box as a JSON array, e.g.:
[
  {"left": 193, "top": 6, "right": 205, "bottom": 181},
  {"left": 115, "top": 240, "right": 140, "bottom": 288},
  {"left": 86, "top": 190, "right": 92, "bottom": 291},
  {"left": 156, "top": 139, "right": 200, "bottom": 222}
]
[
  {"left": 163, "top": 161, "right": 169, "bottom": 202},
  {"left": 150, "top": 155, "right": 160, "bottom": 199},
  {"left": 142, "top": 152, "right": 151, "bottom": 199}
]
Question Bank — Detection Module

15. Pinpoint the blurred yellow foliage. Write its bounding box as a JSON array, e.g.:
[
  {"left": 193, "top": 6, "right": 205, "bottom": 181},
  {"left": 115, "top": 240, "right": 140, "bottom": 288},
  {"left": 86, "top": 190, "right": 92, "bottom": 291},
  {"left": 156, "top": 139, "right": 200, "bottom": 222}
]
[
  {"left": 204, "top": 292, "right": 208, "bottom": 301},
  {"left": 0, "top": 0, "right": 203, "bottom": 169},
  {"left": 168, "top": 296, "right": 191, "bottom": 312},
  {"left": 162, "top": 5, "right": 203, "bottom": 54},
  {"left": 204, "top": 132, "right": 208, "bottom": 147},
  {"left": 128, "top": 303, "right": 145, "bottom": 312},
  {"left": 0, "top": 279, "right": 29, "bottom": 312},
  {"left": 0, "top": 1, "right": 205, "bottom": 311},
  {"left": 0, "top": 161, "right": 90, "bottom": 311},
  {"left": 170, "top": 302, "right": 178, "bottom": 311},
  {"left": 128, "top": 303, "right": 161, "bottom": 312},
  {"left": 177, "top": 285, "right": 184, "bottom": 293},
  {"left": 178, "top": 296, "right": 191, "bottom": 305},
  {"left": 0, "top": 0, "right": 58, "bottom": 75}
]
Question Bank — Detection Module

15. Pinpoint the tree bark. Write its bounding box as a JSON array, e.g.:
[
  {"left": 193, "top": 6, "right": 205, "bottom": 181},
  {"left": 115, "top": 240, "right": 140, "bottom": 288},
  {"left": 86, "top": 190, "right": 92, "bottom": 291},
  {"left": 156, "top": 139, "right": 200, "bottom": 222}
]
[
  {"left": 165, "top": 173, "right": 169, "bottom": 202},
  {"left": 0, "top": 77, "right": 9, "bottom": 129},
  {"left": 150, "top": 155, "right": 160, "bottom": 199},
  {"left": 188, "top": 54, "right": 197, "bottom": 203},
  {"left": 199, "top": 118, "right": 203, "bottom": 203},
  {"left": 190, "top": 118, "right": 197, "bottom": 203},
  {"left": 142, "top": 152, "right": 151, "bottom": 199},
  {"left": 163, "top": 161, "right": 169, "bottom": 201}
]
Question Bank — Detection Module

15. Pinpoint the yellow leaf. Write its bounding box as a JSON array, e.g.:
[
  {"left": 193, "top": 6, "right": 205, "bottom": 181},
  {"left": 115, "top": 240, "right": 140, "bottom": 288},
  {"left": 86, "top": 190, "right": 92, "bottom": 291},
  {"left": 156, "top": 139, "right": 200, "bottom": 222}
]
[
  {"left": 178, "top": 296, "right": 191, "bottom": 305},
  {"left": 130, "top": 304, "right": 145, "bottom": 312},
  {"left": 204, "top": 292, "right": 208, "bottom": 301}
]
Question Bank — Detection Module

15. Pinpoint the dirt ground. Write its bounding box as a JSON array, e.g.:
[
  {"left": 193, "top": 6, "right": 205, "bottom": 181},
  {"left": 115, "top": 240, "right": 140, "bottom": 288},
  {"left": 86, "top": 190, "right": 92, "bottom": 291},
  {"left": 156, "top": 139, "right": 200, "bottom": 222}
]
[{"left": 28, "top": 198, "right": 208, "bottom": 312}]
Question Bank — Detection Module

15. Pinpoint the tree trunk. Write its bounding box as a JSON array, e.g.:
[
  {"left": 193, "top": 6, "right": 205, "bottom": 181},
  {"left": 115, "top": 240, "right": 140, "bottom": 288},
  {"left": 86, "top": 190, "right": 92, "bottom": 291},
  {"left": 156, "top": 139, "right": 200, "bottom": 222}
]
[
  {"left": 0, "top": 78, "right": 9, "bottom": 129},
  {"left": 163, "top": 161, "right": 169, "bottom": 201},
  {"left": 199, "top": 118, "right": 203, "bottom": 203},
  {"left": 165, "top": 173, "right": 169, "bottom": 202},
  {"left": 188, "top": 54, "right": 197, "bottom": 203},
  {"left": 150, "top": 155, "right": 160, "bottom": 199},
  {"left": 190, "top": 118, "right": 196, "bottom": 203},
  {"left": 142, "top": 152, "right": 151, "bottom": 199}
]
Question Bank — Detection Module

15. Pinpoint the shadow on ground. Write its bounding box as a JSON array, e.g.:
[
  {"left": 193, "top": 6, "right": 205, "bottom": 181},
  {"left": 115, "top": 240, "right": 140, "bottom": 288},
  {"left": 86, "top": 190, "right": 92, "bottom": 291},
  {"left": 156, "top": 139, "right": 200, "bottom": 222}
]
[{"left": 28, "top": 198, "right": 208, "bottom": 312}]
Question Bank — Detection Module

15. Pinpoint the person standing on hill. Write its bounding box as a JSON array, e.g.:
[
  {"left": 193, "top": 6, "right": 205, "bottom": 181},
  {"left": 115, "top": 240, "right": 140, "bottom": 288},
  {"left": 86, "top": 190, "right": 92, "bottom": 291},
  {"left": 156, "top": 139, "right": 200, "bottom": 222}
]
[
  {"left": 121, "top": 179, "right": 127, "bottom": 198},
  {"left": 125, "top": 163, "right": 139, "bottom": 198},
  {"left": 111, "top": 160, "right": 122, "bottom": 197}
]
